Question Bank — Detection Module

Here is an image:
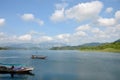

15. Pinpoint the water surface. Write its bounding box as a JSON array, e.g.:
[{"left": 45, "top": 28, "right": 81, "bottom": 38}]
[{"left": 0, "top": 50, "right": 120, "bottom": 80}]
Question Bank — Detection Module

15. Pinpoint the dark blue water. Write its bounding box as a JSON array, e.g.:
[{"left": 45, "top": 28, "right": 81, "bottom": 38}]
[{"left": 0, "top": 50, "right": 120, "bottom": 80}]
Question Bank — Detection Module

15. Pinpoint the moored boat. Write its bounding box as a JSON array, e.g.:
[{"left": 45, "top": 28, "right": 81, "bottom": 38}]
[
  {"left": 0, "top": 66, "right": 34, "bottom": 74},
  {"left": 0, "top": 63, "right": 34, "bottom": 75}
]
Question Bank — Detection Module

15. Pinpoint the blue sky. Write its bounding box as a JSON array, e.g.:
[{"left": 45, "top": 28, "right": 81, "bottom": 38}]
[{"left": 0, "top": 0, "right": 120, "bottom": 45}]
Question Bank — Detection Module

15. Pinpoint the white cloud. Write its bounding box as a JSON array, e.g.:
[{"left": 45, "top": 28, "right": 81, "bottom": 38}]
[
  {"left": 97, "top": 17, "right": 116, "bottom": 27},
  {"left": 37, "top": 36, "right": 53, "bottom": 42},
  {"left": 92, "top": 28, "right": 101, "bottom": 33},
  {"left": 54, "top": 31, "right": 87, "bottom": 44},
  {"left": 76, "top": 24, "right": 90, "bottom": 31},
  {"left": 91, "top": 26, "right": 120, "bottom": 40},
  {"left": 0, "top": 32, "right": 17, "bottom": 42},
  {"left": 21, "top": 13, "right": 44, "bottom": 26},
  {"left": 56, "top": 34, "right": 70, "bottom": 39},
  {"left": 55, "top": 2, "right": 68, "bottom": 10},
  {"left": 29, "top": 30, "right": 45, "bottom": 35},
  {"left": 74, "top": 24, "right": 91, "bottom": 37},
  {"left": 35, "top": 19, "right": 44, "bottom": 26},
  {"left": 0, "top": 32, "right": 6, "bottom": 41},
  {"left": 56, "top": 34, "right": 71, "bottom": 42},
  {"left": 105, "top": 7, "right": 113, "bottom": 13},
  {"left": 0, "top": 26, "right": 119, "bottom": 45},
  {"left": 0, "top": 18, "right": 5, "bottom": 26},
  {"left": 18, "top": 34, "right": 32, "bottom": 41},
  {"left": 65, "top": 1, "right": 103, "bottom": 21},
  {"left": 0, "top": 32, "right": 5, "bottom": 36},
  {"left": 50, "top": 2, "right": 68, "bottom": 22},
  {"left": 21, "top": 14, "right": 35, "bottom": 21},
  {"left": 49, "top": 1, "right": 119, "bottom": 44},
  {"left": 115, "top": 10, "right": 120, "bottom": 20},
  {"left": 107, "top": 24, "right": 120, "bottom": 37},
  {"left": 116, "top": 24, "right": 120, "bottom": 30},
  {"left": 95, "top": 10, "right": 120, "bottom": 28},
  {"left": 73, "top": 31, "right": 87, "bottom": 37},
  {"left": 51, "top": 1, "right": 103, "bottom": 22},
  {"left": 50, "top": 8, "right": 65, "bottom": 22},
  {"left": 92, "top": 28, "right": 105, "bottom": 37}
]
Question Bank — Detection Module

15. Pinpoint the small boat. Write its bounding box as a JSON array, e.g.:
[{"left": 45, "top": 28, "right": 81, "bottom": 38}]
[
  {"left": 0, "top": 66, "right": 34, "bottom": 74},
  {"left": 31, "top": 55, "right": 46, "bottom": 59},
  {"left": 0, "top": 63, "right": 34, "bottom": 74},
  {"left": 0, "top": 63, "right": 34, "bottom": 78}
]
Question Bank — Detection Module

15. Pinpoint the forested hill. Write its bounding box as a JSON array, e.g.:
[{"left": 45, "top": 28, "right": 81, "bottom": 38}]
[
  {"left": 80, "top": 40, "right": 120, "bottom": 52},
  {"left": 50, "top": 39, "right": 120, "bottom": 52}
]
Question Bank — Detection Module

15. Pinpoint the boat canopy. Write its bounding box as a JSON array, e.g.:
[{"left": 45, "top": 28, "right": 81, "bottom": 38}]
[{"left": 0, "top": 63, "right": 26, "bottom": 67}]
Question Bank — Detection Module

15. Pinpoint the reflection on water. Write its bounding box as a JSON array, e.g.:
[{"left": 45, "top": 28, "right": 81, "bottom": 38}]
[
  {"left": 0, "top": 74, "right": 28, "bottom": 80},
  {"left": 0, "top": 50, "right": 120, "bottom": 80}
]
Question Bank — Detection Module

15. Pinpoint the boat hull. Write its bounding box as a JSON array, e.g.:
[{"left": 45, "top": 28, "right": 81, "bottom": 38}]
[{"left": 0, "top": 66, "right": 34, "bottom": 75}]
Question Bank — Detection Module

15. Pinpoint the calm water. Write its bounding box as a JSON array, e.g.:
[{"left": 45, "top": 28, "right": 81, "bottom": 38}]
[{"left": 0, "top": 50, "right": 120, "bottom": 80}]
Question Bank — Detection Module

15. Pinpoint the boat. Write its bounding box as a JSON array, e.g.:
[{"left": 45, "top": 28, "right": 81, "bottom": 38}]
[
  {"left": 0, "top": 63, "right": 34, "bottom": 75},
  {"left": 0, "top": 66, "right": 33, "bottom": 74},
  {"left": 31, "top": 55, "right": 46, "bottom": 59}
]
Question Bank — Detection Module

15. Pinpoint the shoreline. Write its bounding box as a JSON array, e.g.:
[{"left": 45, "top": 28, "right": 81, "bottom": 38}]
[{"left": 79, "top": 49, "right": 120, "bottom": 53}]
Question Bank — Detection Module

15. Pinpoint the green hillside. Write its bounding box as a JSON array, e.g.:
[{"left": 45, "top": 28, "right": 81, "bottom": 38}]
[
  {"left": 51, "top": 39, "right": 120, "bottom": 52},
  {"left": 80, "top": 41, "right": 120, "bottom": 52}
]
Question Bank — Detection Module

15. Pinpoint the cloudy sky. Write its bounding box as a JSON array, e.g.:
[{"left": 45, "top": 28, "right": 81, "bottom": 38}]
[{"left": 0, "top": 0, "right": 120, "bottom": 45}]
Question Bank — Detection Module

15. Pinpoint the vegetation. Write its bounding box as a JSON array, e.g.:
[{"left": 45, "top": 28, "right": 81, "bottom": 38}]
[
  {"left": 51, "top": 39, "right": 120, "bottom": 52},
  {"left": 80, "top": 42, "right": 120, "bottom": 52}
]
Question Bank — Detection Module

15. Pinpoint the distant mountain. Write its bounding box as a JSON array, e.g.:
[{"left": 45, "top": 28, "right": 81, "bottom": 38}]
[
  {"left": 0, "top": 42, "right": 67, "bottom": 50},
  {"left": 81, "top": 42, "right": 102, "bottom": 47},
  {"left": 114, "top": 39, "right": 120, "bottom": 43},
  {"left": 50, "top": 42, "right": 102, "bottom": 50},
  {"left": 0, "top": 43, "right": 39, "bottom": 50},
  {"left": 38, "top": 42, "right": 67, "bottom": 49}
]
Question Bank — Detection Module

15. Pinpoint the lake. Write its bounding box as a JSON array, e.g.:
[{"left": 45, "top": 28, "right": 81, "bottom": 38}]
[{"left": 0, "top": 50, "right": 120, "bottom": 80}]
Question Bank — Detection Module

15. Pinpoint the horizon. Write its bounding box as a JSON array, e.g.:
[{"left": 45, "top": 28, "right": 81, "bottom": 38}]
[
  {"left": 0, "top": 0, "right": 120, "bottom": 45},
  {"left": 0, "top": 38, "right": 119, "bottom": 47}
]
